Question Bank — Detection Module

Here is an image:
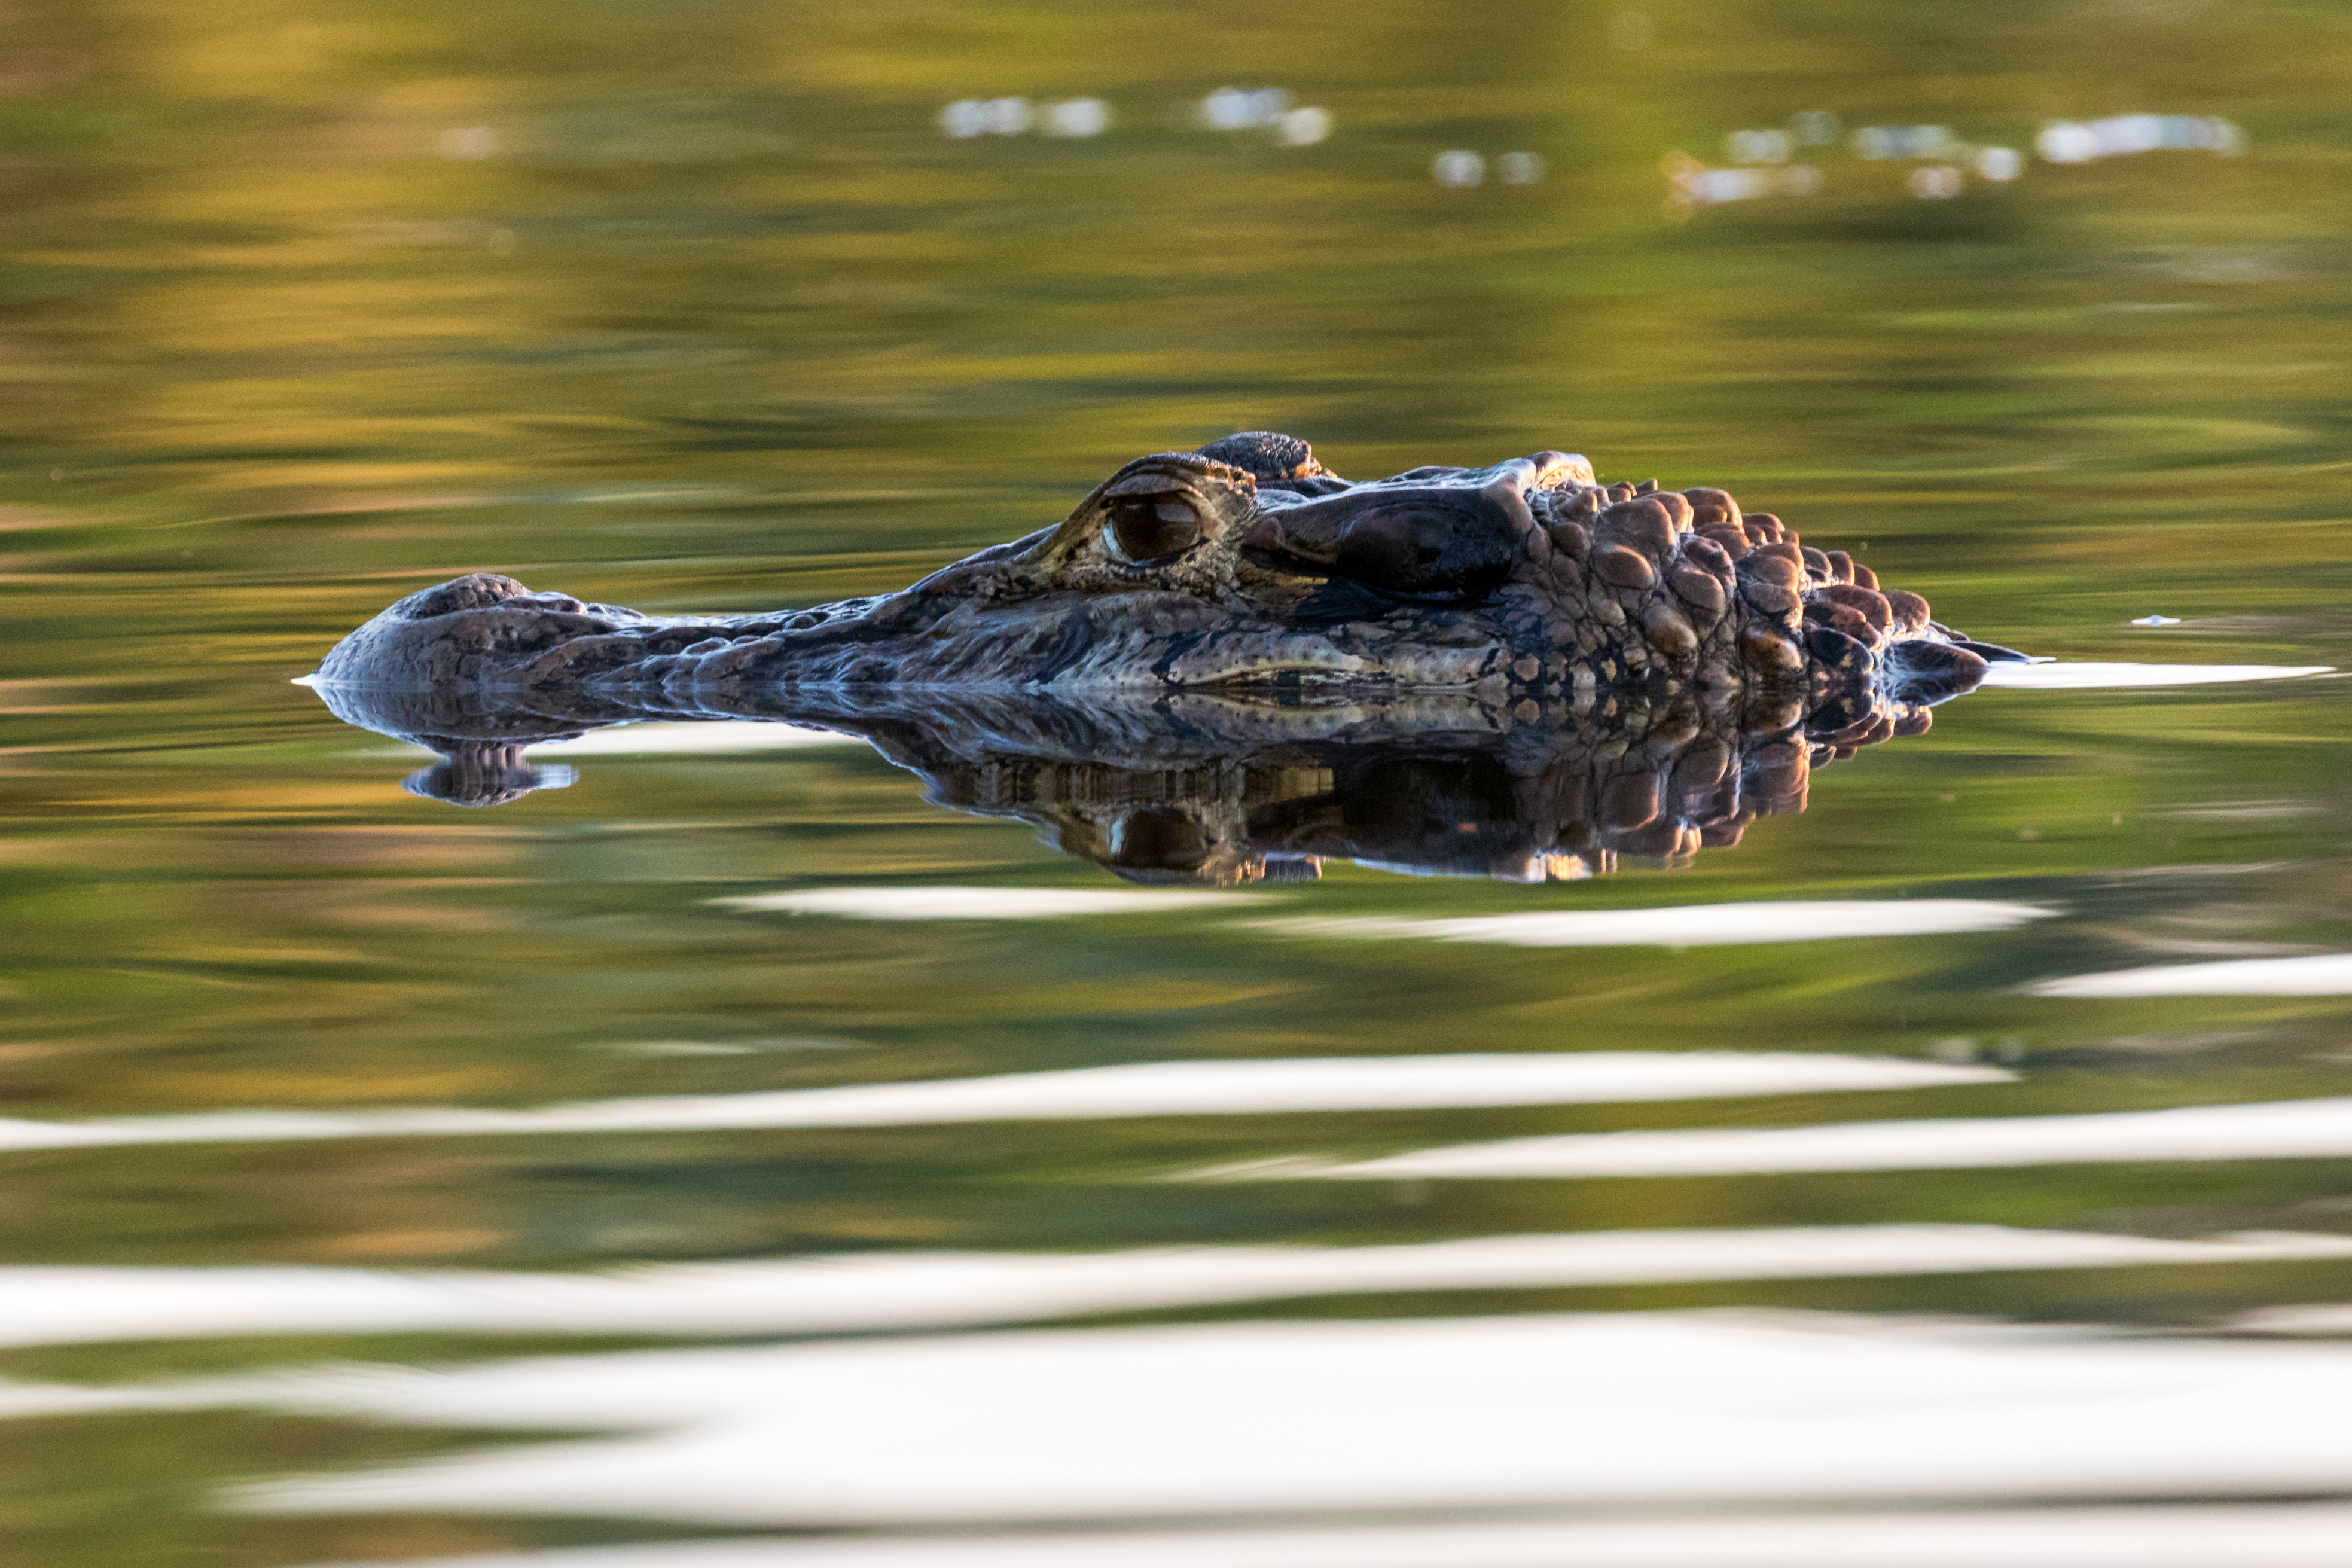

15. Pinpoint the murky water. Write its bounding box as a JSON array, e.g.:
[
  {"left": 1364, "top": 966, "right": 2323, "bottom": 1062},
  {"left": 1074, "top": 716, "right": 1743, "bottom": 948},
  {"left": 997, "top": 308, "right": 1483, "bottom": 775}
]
[{"left": 6, "top": 4, "right": 2352, "bottom": 1564}]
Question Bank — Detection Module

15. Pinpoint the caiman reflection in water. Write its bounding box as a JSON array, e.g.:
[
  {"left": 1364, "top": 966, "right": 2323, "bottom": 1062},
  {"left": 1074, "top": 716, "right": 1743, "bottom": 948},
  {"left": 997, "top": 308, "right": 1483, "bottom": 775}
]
[
  {"left": 312, "top": 432, "right": 2022, "bottom": 883},
  {"left": 325, "top": 682, "right": 1944, "bottom": 887}
]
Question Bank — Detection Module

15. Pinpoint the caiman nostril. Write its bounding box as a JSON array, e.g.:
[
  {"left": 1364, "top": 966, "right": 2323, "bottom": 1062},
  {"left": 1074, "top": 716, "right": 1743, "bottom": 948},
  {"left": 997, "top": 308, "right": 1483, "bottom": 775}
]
[{"left": 1241, "top": 510, "right": 1322, "bottom": 562}]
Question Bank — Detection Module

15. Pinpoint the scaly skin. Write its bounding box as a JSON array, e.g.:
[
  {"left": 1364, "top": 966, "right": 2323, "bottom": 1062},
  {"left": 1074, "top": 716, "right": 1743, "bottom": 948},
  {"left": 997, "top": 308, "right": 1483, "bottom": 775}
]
[{"left": 315, "top": 432, "right": 1997, "bottom": 749}]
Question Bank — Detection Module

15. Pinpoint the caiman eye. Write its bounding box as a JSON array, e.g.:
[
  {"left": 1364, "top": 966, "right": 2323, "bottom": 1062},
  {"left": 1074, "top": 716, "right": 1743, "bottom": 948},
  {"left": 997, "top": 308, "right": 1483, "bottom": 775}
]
[{"left": 1106, "top": 495, "right": 1203, "bottom": 563}]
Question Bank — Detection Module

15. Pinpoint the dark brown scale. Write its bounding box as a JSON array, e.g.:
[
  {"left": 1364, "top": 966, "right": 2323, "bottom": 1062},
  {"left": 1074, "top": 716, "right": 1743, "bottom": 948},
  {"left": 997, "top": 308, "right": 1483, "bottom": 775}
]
[
  {"left": 1600, "top": 773, "right": 1661, "bottom": 830},
  {"left": 1824, "top": 550, "right": 1856, "bottom": 585},
  {"left": 1799, "top": 545, "right": 1832, "bottom": 581},
  {"left": 1696, "top": 525, "right": 1749, "bottom": 562},
  {"left": 1743, "top": 553, "right": 1802, "bottom": 590},
  {"left": 1593, "top": 544, "right": 1655, "bottom": 590},
  {"left": 1808, "top": 600, "right": 1875, "bottom": 643},
  {"left": 1679, "top": 778, "right": 1738, "bottom": 828},
  {"left": 1816, "top": 583, "right": 1893, "bottom": 634},
  {"left": 1597, "top": 497, "right": 1677, "bottom": 557},
  {"left": 1741, "top": 625, "right": 1804, "bottom": 670},
  {"left": 1633, "top": 478, "right": 1659, "bottom": 495},
  {"left": 1852, "top": 561, "right": 1879, "bottom": 590},
  {"left": 1197, "top": 431, "right": 1322, "bottom": 482},
  {"left": 1606, "top": 482, "right": 1636, "bottom": 504},
  {"left": 1825, "top": 713, "right": 1881, "bottom": 748},
  {"left": 1744, "top": 581, "right": 1801, "bottom": 615},
  {"left": 1882, "top": 588, "right": 1931, "bottom": 632},
  {"left": 1749, "top": 739, "right": 1809, "bottom": 807},
  {"left": 1642, "top": 601, "right": 1697, "bottom": 658},
  {"left": 1651, "top": 490, "right": 1693, "bottom": 529},
  {"left": 1669, "top": 565, "right": 1726, "bottom": 617},
  {"left": 1614, "top": 819, "right": 1685, "bottom": 859},
  {"left": 1548, "top": 520, "right": 1590, "bottom": 557},
  {"left": 1683, "top": 535, "right": 1735, "bottom": 575},
  {"left": 1683, "top": 487, "right": 1740, "bottom": 529},
  {"left": 1804, "top": 623, "right": 1874, "bottom": 675},
  {"left": 1676, "top": 736, "right": 1732, "bottom": 787}
]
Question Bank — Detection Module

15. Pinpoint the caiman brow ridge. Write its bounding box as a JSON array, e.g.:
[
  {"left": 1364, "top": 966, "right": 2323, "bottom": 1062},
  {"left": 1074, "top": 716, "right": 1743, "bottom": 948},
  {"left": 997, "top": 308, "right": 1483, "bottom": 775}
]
[{"left": 313, "top": 431, "right": 2014, "bottom": 737}]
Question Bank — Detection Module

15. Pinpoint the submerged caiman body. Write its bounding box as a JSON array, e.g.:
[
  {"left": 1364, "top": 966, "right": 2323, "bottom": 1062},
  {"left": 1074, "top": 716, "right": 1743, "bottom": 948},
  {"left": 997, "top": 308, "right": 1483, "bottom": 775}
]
[{"left": 316, "top": 432, "right": 2004, "bottom": 749}]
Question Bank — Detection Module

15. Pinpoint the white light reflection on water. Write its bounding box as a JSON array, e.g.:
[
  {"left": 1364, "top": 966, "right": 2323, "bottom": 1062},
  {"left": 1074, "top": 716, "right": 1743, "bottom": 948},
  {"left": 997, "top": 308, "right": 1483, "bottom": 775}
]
[
  {"left": 370, "top": 721, "right": 869, "bottom": 762},
  {"left": 1042, "top": 99, "right": 1111, "bottom": 138},
  {"left": 1277, "top": 106, "right": 1332, "bottom": 147},
  {"left": 2236, "top": 1302, "right": 2352, "bottom": 1336},
  {"left": 0, "top": 1053, "right": 2005, "bottom": 1155},
  {"left": 1250, "top": 1096, "right": 2352, "bottom": 1182},
  {"left": 716, "top": 886, "right": 1246, "bottom": 918},
  {"left": 525, "top": 722, "right": 863, "bottom": 756},
  {"left": 276, "top": 1504, "right": 2352, "bottom": 1567},
  {"left": 1909, "top": 165, "right": 1965, "bottom": 199},
  {"left": 1976, "top": 145, "right": 2023, "bottom": 181},
  {"left": 1976, "top": 661, "right": 2332, "bottom": 689},
  {"left": 2039, "top": 115, "right": 2245, "bottom": 164},
  {"left": 1495, "top": 151, "right": 1543, "bottom": 184},
  {"left": 80, "top": 1311, "right": 2352, "bottom": 1525},
  {"left": 1726, "top": 128, "right": 1792, "bottom": 164},
  {"left": 2031, "top": 954, "right": 2352, "bottom": 997},
  {"left": 1432, "top": 150, "right": 1485, "bottom": 187},
  {"left": 1851, "top": 124, "right": 1957, "bottom": 160},
  {"left": 1665, "top": 156, "right": 1822, "bottom": 209},
  {"left": 938, "top": 97, "right": 1032, "bottom": 138},
  {"left": 7, "top": 1225, "right": 2337, "bottom": 1349},
  {"left": 1199, "top": 87, "right": 1290, "bottom": 130},
  {"left": 1255, "top": 899, "right": 2051, "bottom": 947}
]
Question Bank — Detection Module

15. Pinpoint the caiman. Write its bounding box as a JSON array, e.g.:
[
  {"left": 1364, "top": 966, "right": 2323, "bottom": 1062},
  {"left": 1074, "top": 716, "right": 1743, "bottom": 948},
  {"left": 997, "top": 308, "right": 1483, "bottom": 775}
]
[{"left": 316, "top": 431, "right": 2009, "bottom": 740}]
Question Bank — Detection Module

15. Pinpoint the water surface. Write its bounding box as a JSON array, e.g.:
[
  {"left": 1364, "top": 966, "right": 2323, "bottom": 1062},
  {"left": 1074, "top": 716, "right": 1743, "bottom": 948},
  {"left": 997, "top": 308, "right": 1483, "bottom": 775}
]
[{"left": 5, "top": 2, "right": 2352, "bottom": 1564}]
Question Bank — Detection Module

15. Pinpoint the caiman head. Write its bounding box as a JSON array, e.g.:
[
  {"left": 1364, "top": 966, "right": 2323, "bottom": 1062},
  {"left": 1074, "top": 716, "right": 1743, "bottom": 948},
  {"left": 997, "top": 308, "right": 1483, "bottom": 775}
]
[
  {"left": 314, "top": 431, "right": 2005, "bottom": 739},
  {"left": 856, "top": 429, "right": 1609, "bottom": 693}
]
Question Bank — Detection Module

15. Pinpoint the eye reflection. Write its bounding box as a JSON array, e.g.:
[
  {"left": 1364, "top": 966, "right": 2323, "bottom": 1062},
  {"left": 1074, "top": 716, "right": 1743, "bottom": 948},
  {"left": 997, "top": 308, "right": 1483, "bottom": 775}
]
[{"left": 1108, "top": 495, "right": 1203, "bottom": 563}]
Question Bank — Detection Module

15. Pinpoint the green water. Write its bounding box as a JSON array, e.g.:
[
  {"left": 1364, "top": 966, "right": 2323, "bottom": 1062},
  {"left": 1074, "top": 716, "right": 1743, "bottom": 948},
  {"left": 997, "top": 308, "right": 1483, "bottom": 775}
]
[{"left": 5, "top": 2, "right": 2352, "bottom": 1563}]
